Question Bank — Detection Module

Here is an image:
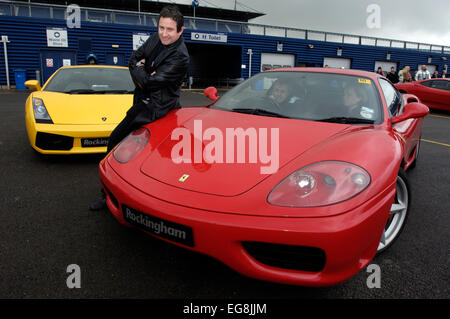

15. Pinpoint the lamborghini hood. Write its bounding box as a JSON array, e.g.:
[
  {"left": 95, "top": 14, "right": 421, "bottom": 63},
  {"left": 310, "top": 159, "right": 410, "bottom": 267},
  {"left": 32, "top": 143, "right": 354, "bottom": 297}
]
[
  {"left": 140, "top": 108, "right": 351, "bottom": 196},
  {"left": 35, "top": 92, "right": 132, "bottom": 125}
]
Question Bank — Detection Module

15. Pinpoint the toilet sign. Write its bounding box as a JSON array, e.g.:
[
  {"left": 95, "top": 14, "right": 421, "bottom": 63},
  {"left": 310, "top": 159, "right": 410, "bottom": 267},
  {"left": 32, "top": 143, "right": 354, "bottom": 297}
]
[
  {"left": 47, "top": 28, "right": 68, "bottom": 47},
  {"left": 191, "top": 32, "right": 227, "bottom": 43}
]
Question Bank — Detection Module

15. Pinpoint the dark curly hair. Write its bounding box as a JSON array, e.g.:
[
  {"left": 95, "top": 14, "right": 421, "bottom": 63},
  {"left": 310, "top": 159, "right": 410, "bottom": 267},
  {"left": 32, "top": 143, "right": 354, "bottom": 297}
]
[{"left": 159, "top": 5, "right": 184, "bottom": 32}]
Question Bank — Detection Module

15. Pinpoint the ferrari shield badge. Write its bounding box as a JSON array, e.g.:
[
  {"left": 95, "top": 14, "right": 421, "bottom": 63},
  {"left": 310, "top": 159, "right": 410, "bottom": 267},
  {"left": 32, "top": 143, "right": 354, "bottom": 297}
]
[{"left": 179, "top": 174, "right": 190, "bottom": 182}]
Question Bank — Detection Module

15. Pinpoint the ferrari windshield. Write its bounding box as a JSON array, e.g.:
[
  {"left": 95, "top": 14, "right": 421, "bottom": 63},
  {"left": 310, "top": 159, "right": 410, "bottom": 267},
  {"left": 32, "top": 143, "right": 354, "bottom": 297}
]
[
  {"left": 211, "top": 71, "right": 382, "bottom": 124},
  {"left": 44, "top": 67, "right": 135, "bottom": 94}
]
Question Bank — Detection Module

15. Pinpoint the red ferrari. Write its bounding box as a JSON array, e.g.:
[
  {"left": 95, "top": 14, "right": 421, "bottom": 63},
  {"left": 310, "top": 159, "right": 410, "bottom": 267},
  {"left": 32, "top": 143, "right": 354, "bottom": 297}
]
[
  {"left": 99, "top": 68, "right": 429, "bottom": 286},
  {"left": 395, "top": 78, "right": 450, "bottom": 111}
]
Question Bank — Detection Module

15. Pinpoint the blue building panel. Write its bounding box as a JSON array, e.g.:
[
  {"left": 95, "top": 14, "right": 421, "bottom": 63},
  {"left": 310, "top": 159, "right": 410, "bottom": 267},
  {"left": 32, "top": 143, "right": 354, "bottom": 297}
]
[{"left": 0, "top": 14, "right": 449, "bottom": 87}]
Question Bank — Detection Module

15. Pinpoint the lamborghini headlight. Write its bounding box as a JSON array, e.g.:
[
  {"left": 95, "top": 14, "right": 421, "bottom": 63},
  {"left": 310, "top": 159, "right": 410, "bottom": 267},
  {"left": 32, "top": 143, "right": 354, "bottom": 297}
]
[{"left": 32, "top": 98, "right": 53, "bottom": 124}]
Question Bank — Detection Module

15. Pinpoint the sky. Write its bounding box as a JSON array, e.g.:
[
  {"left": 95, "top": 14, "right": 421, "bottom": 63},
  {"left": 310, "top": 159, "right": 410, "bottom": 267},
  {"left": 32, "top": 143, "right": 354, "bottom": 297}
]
[{"left": 164, "top": 0, "right": 450, "bottom": 47}]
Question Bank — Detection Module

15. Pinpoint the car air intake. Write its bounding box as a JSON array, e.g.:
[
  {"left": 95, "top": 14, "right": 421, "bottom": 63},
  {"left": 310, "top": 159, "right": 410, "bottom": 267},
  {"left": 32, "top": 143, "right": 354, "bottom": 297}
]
[
  {"left": 35, "top": 132, "right": 73, "bottom": 151},
  {"left": 242, "top": 241, "right": 326, "bottom": 272},
  {"left": 103, "top": 184, "right": 119, "bottom": 209}
]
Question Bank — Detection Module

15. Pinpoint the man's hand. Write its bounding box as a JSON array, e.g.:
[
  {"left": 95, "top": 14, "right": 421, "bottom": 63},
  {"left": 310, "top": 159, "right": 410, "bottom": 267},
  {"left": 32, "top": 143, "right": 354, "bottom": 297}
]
[{"left": 136, "top": 59, "right": 145, "bottom": 67}]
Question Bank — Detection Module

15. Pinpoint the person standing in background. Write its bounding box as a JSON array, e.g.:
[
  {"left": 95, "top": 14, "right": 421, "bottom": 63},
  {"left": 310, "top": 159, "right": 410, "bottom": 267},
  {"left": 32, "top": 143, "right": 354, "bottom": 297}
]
[
  {"left": 399, "top": 66, "right": 412, "bottom": 83},
  {"left": 386, "top": 66, "right": 399, "bottom": 83},
  {"left": 415, "top": 65, "right": 431, "bottom": 81}
]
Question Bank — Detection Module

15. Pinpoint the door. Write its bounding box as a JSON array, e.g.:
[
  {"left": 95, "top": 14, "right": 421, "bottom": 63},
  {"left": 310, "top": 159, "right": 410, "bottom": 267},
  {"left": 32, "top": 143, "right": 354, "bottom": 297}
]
[
  {"left": 416, "top": 64, "right": 436, "bottom": 76},
  {"left": 323, "top": 57, "right": 351, "bottom": 69},
  {"left": 379, "top": 78, "right": 422, "bottom": 165},
  {"left": 40, "top": 50, "right": 77, "bottom": 84},
  {"left": 374, "top": 61, "right": 398, "bottom": 75},
  {"left": 105, "top": 53, "right": 125, "bottom": 66},
  {"left": 261, "top": 53, "right": 295, "bottom": 72}
]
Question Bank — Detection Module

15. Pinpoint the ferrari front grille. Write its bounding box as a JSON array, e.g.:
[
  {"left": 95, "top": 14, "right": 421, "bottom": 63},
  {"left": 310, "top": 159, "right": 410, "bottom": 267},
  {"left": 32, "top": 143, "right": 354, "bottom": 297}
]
[{"left": 242, "top": 241, "right": 326, "bottom": 272}]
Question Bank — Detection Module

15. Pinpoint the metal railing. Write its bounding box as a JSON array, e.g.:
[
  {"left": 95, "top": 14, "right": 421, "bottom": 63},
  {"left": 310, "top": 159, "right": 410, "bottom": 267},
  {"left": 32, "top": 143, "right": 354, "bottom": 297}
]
[{"left": 0, "top": 0, "right": 449, "bottom": 54}]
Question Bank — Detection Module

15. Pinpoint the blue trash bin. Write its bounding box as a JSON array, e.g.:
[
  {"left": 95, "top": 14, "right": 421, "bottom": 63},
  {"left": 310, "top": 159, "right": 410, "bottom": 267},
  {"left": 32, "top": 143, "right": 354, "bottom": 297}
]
[{"left": 14, "top": 69, "right": 27, "bottom": 90}]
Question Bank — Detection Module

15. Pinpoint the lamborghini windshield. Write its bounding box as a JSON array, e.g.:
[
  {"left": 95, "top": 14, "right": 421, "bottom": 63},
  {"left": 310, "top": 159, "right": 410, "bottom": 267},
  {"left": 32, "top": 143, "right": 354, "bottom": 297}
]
[
  {"left": 211, "top": 71, "right": 382, "bottom": 124},
  {"left": 44, "top": 67, "right": 135, "bottom": 94}
]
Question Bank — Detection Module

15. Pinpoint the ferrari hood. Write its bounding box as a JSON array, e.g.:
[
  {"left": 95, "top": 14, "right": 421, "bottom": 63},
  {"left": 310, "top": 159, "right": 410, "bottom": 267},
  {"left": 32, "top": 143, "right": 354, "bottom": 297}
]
[
  {"left": 140, "top": 108, "right": 350, "bottom": 196},
  {"left": 35, "top": 92, "right": 132, "bottom": 125}
]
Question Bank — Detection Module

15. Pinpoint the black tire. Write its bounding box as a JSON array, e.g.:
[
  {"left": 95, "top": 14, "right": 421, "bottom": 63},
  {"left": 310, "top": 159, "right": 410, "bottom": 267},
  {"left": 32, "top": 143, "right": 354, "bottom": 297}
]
[{"left": 376, "top": 169, "right": 410, "bottom": 255}]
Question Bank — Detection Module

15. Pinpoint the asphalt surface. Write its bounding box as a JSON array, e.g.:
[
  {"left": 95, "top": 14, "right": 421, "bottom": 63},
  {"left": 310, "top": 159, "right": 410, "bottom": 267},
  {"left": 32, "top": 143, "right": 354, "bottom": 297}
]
[{"left": 0, "top": 90, "right": 448, "bottom": 299}]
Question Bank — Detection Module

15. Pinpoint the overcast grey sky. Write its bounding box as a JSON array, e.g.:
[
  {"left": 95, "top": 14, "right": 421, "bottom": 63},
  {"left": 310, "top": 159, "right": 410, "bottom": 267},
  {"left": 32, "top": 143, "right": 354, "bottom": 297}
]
[{"left": 168, "top": 0, "right": 450, "bottom": 47}]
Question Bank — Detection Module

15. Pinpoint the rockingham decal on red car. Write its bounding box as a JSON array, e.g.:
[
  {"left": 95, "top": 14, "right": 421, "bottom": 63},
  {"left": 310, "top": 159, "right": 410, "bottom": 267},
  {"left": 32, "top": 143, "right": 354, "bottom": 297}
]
[{"left": 123, "top": 205, "right": 194, "bottom": 247}]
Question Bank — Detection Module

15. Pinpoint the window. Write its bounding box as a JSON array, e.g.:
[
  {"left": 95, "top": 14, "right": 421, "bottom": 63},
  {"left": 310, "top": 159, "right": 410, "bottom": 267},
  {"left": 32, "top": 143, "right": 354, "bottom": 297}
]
[
  {"left": 378, "top": 78, "right": 402, "bottom": 116},
  {"left": 44, "top": 67, "right": 134, "bottom": 93},
  {"left": 421, "top": 80, "right": 449, "bottom": 91},
  {"left": 212, "top": 71, "right": 382, "bottom": 123}
]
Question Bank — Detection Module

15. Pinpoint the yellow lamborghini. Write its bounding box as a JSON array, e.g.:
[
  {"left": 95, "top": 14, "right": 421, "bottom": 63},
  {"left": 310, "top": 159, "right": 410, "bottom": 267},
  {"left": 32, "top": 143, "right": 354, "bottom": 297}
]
[{"left": 25, "top": 65, "right": 134, "bottom": 154}]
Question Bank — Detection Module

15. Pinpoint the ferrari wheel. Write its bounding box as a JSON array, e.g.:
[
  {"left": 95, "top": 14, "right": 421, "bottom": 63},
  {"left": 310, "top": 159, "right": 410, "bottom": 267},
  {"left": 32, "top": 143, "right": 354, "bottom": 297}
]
[{"left": 377, "top": 169, "right": 410, "bottom": 254}]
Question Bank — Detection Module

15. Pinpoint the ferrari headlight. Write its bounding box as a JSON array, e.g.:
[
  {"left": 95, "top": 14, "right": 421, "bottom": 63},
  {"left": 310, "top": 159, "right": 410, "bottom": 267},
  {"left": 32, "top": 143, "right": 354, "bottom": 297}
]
[
  {"left": 32, "top": 98, "right": 53, "bottom": 123},
  {"left": 113, "top": 127, "right": 150, "bottom": 164},
  {"left": 267, "top": 161, "right": 371, "bottom": 207}
]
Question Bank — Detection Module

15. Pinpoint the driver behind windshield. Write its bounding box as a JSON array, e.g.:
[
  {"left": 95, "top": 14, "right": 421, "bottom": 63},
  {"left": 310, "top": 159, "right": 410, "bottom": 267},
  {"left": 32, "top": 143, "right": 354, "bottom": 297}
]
[
  {"left": 268, "top": 78, "right": 305, "bottom": 112},
  {"left": 342, "top": 83, "right": 374, "bottom": 120},
  {"left": 270, "top": 79, "right": 291, "bottom": 106}
]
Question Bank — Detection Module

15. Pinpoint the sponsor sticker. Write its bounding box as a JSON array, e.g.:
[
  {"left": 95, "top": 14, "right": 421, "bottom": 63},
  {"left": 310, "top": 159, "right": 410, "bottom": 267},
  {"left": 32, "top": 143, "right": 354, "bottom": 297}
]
[
  {"left": 358, "top": 78, "right": 371, "bottom": 84},
  {"left": 360, "top": 106, "right": 374, "bottom": 119}
]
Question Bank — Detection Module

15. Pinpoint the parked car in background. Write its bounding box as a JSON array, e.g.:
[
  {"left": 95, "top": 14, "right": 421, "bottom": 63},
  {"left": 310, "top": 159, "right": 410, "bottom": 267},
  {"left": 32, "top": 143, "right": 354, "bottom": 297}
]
[{"left": 395, "top": 78, "right": 450, "bottom": 111}]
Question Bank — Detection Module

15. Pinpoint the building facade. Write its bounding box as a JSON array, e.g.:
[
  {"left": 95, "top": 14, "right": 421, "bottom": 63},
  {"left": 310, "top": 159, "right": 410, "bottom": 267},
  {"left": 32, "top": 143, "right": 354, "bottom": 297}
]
[{"left": 0, "top": 1, "right": 449, "bottom": 88}]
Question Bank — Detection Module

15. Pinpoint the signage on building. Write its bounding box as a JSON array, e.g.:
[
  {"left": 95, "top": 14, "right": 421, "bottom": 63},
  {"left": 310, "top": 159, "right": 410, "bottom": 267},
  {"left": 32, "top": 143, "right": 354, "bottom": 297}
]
[
  {"left": 191, "top": 32, "right": 227, "bottom": 43},
  {"left": 46, "top": 28, "right": 68, "bottom": 47},
  {"left": 46, "top": 58, "right": 54, "bottom": 67},
  {"left": 133, "top": 33, "right": 150, "bottom": 51}
]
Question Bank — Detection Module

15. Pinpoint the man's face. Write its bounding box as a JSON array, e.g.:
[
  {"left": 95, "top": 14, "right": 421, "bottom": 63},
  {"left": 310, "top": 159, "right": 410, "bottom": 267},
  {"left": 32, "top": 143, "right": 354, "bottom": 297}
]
[
  {"left": 344, "top": 87, "right": 361, "bottom": 108},
  {"left": 158, "top": 17, "right": 183, "bottom": 46},
  {"left": 421, "top": 65, "right": 427, "bottom": 71},
  {"left": 272, "top": 83, "right": 289, "bottom": 104}
]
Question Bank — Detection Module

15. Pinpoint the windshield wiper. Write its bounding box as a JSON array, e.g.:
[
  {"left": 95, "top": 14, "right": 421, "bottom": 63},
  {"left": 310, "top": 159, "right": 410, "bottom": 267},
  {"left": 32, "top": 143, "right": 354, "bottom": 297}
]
[
  {"left": 231, "top": 108, "right": 290, "bottom": 118},
  {"left": 64, "top": 89, "right": 134, "bottom": 94},
  {"left": 94, "top": 89, "right": 134, "bottom": 94},
  {"left": 315, "top": 117, "right": 375, "bottom": 124},
  {"left": 64, "top": 89, "right": 97, "bottom": 94}
]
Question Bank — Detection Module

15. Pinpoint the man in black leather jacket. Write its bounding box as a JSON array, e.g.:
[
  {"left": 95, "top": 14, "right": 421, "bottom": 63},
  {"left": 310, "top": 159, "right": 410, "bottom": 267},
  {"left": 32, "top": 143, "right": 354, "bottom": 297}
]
[
  {"left": 107, "top": 4, "right": 189, "bottom": 153},
  {"left": 90, "top": 4, "right": 190, "bottom": 211}
]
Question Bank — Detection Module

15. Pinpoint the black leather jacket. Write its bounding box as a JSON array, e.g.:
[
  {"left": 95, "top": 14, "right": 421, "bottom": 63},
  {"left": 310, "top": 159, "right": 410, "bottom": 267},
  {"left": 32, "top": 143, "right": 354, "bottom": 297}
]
[{"left": 128, "top": 33, "right": 190, "bottom": 122}]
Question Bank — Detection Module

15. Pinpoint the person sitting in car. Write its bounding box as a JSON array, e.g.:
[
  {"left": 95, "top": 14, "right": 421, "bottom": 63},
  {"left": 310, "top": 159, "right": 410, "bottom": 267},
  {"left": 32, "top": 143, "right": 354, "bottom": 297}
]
[
  {"left": 267, "top": 78, "right": 305, "bottom": 115},
  {"left": 342, "top": 83, "right": 375, "bottom": 120}
]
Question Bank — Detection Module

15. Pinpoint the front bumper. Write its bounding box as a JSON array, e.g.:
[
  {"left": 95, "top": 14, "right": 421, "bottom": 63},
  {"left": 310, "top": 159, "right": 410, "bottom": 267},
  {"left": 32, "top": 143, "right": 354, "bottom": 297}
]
[
  {"left": 26, "top": 122, "right": 117, "bottom": 154},
  {"left": 99, "top": 159, "right": 395, "bottom": 287}
]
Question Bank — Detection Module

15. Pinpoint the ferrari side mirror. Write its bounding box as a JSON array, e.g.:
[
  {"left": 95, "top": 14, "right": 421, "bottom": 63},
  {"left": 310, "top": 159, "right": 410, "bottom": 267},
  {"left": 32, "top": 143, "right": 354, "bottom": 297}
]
[
  {"left": 204, "top": 86, "right": 218, "bottom": 101},
  {"left": 391, "top": 102, "right": 429, "bottom": 124}
]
